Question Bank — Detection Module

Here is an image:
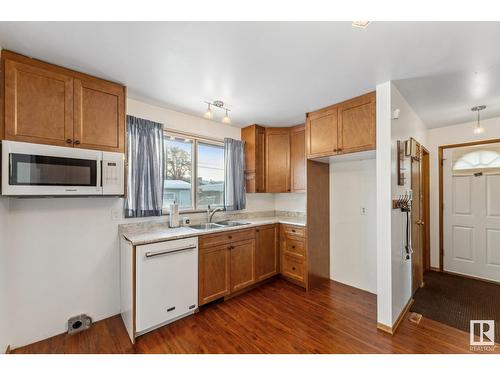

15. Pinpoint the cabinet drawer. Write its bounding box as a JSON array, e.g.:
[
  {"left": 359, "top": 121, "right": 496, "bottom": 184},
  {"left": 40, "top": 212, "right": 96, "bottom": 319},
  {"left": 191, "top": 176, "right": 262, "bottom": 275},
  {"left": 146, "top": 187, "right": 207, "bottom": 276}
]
[
  {"left": 281, "top": 254, "right": 305, "bottom": 282},
  {"left": 200, "top": 229, "right": 255, "bottom": 249},
  {"left": 282, "top": 225, "right": 306, "bottom": 238},
  {"left": 284, "top": 238, "right": 305, "bottom": 257}
]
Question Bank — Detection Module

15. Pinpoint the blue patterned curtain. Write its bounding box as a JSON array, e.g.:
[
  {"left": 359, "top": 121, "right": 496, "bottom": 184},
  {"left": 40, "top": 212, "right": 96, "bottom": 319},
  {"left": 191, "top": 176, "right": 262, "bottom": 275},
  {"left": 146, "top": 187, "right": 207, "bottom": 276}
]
[{"left": 124, "top": 116, "right": 164, "bottom": 218}]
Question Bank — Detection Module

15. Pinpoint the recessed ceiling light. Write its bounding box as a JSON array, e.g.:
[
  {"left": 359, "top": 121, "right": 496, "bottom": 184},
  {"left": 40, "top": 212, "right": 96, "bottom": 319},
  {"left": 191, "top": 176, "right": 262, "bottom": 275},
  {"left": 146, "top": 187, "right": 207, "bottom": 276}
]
[{"left": 352, "top": 21, "right": 370, "bottom": 29}]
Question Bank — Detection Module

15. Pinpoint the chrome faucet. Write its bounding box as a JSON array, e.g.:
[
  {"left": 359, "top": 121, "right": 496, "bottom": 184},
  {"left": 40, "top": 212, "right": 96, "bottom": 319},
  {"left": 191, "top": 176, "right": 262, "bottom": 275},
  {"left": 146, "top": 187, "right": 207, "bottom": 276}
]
[{"left": 207, "top": 205, "right": 225, "bottom": 223}]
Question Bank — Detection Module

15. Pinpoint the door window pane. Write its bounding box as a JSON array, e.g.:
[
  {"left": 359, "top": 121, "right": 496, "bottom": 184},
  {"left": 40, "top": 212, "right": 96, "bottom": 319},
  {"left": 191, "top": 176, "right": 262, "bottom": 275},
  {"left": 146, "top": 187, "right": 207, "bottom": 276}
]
[
  {"left": 197, "top": 142, "right": 224, "bottom": 208},
  {"left": 164, "top": 136, "right": 193, "bottom": 209}
]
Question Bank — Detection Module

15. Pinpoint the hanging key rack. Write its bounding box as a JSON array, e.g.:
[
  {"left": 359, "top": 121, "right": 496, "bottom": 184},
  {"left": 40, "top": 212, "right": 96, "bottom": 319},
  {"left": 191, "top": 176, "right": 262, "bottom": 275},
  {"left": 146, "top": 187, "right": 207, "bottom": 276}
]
[{"left": 392, "top": 194, "right": 411, "bottom": 212}]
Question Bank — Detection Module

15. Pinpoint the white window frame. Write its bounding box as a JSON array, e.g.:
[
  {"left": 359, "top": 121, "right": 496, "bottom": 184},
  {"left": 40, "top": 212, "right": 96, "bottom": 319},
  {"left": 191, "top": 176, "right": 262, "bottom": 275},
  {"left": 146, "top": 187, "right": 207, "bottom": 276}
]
[{"left": 164, "top": 130, "right": 224, "bottom": 213}]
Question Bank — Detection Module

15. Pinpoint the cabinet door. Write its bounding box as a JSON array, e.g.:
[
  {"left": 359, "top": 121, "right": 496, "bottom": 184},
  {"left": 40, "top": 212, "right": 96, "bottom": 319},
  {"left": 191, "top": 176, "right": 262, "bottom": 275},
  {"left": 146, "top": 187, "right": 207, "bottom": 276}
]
[
  {"left": 199, "top": 245, "right": 230, "bottom": 305},
  {"left": 306, "top": 107, "right": 338, "bottom": 158},
  {"left": 255, "top": 126, "right": 266, "bottom": 193},
  {"left": 255, "top": 225, "right": 278, "bottom": 281},
  {"left": 265, "top": 128, "right": 290, "bottom": 193},
  {"left": 4, "top": 59, "right": 74, "bottom": 146},
  {"left": 230, "top": 239, "right": 256, "bottom": 292},
  {"left": 242, "top": 125, "right": 266, "bottom": 193},
  {"left": 338, "top": 92, "right": 376, "bottom": 154},
  {"left": 290, "top": 125, "right": 306, "bottom": 192},
  {"left": 74, "top": 78, "right": 125, "bottom": 153}
]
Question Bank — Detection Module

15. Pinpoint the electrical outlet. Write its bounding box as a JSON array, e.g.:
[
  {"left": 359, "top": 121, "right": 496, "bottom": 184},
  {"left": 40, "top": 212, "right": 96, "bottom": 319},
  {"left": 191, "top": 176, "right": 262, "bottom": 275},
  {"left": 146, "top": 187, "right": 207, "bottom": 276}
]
[
  {"left": 360, "top": 207, "right": 367, "bottom": 215},
  {"left": 111, "top": 208, "right": 122, "bottom": 220}
]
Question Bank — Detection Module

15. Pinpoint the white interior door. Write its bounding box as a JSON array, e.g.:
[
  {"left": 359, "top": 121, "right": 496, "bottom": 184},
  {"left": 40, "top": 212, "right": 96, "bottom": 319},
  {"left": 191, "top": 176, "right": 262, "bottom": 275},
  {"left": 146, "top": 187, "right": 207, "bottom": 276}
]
[{"left": 443, "top": 147, "right": 500, "bottom": 282}]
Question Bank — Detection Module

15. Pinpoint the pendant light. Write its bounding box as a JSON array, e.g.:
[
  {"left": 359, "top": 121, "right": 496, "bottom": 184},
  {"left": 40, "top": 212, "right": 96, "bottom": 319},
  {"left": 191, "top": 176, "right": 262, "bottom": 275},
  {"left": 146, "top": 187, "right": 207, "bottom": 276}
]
[
  {"left": 471, "top": 105, "right": 486, "bottom": 135},
  {"left": 222, "top": 109, "right": 231, "bottom": 124},
  {"left": 204, "top": 103, "right": 213, "bottom": 120}
]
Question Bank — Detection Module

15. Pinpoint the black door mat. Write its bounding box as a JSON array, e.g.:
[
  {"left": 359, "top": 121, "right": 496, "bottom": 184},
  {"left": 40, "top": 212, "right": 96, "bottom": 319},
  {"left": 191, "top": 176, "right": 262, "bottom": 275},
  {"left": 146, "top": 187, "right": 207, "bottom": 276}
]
[{"left": 411, "top": 271, "right": 500, "bottom": 343}]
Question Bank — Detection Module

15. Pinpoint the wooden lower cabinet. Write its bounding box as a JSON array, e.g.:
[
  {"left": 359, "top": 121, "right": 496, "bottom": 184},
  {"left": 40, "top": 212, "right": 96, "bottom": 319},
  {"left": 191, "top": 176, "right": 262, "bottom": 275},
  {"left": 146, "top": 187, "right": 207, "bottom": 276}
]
[
  {"left": 255, "top": 225, "right": 279, "bottom": 281},
  {"left": 198, "top": 223, "right": 309, "bottom": 306},
  {"left": 281, "top": 253, "right": 305, "bottom": 283},
  {"left": 199, "top": 225, "right": 280, "bottom": 306},
  {"left": 230, "top": 239, "right": 256, "bottom": 292},
  {"left": 280, "top": 224, "right": 307, "bottom": 288},
  {"left": 199, "top": 244, "right": 231, "bottom": 306}
]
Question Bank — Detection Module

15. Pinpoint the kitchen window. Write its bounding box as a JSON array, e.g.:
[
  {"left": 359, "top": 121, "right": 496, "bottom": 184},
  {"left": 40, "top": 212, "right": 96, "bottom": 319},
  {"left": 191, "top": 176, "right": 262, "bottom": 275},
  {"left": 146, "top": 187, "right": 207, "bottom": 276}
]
[{"left": 163, "top": 131, "right": 224, "bottom": 211}]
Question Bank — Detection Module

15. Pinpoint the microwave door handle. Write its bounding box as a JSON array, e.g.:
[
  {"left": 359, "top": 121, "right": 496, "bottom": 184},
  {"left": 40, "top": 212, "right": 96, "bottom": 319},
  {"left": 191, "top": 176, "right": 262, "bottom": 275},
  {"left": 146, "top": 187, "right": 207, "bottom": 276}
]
[
  {"left": 100, "top": 160, "right": 103, "bottom": 187},
  {"left": 8, "top": 154, "right": 13, "bottom": 183}
]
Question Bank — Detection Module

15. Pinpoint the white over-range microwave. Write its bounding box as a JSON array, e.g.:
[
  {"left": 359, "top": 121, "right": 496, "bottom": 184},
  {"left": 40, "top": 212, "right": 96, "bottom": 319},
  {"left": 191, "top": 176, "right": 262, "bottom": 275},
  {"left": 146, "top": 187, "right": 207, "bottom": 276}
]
[{"left": 1, "top": 140, "right": 125, "bottom": 196}]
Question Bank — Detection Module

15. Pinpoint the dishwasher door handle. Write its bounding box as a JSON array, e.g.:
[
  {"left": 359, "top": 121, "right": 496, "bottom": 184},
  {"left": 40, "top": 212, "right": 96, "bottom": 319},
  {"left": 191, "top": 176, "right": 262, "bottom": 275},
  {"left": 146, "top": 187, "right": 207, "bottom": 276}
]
[{"left": 145, "top": 245, "right": 197, "bottom": 258}]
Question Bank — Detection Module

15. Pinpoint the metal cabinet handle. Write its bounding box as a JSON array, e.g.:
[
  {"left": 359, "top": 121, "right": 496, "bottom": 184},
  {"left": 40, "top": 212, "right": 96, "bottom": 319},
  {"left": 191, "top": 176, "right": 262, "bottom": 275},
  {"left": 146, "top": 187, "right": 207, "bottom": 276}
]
[
  {"left": 74, "top": 140, "right": 81, "bottom": 145},
  {"left": 66, "top": 139, "right": 73, "bottom": 144},
  {"left": 145, "top": 245, "right": 197, "bottom": 258}
]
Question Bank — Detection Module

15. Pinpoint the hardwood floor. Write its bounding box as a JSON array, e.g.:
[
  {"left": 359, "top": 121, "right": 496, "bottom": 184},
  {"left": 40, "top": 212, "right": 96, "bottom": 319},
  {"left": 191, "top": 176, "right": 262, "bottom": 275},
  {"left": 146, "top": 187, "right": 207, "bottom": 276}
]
[{"left": 12, "top": 278, "right": 493, "bottom": 354}]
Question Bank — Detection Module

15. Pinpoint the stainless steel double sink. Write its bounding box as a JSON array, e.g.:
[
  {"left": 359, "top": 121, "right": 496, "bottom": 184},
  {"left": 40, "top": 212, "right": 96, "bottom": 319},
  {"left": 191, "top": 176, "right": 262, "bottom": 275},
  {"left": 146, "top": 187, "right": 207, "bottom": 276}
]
[{"left": 189, "top": 220, "right": 250, "bottom": 231}]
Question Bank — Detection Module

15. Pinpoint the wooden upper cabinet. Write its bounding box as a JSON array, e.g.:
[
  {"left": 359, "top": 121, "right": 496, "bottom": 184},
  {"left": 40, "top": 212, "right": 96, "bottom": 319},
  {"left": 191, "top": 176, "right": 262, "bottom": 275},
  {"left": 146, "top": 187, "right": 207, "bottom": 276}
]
[
  {"left": 74, "top": 78, "right": 125, "bottom": 152},
  {"left": 306, "top": 106, "right": 338, "bottom": 158},
  {"left": 241, "top": 125, "right": 266, "bottom": 193},
  {"left": 255, "top": 225, "right": 278, "bottom": 281},
  {"left": 306, "top": 91, "right": 376, "bottom": 159},
  {"left": 4, "top": 58, "right": 74, "bottom": 146},
  {"left": 1, "top": 50, "right": 126, "bottom": 153},
  {"left": 338, "top": 91, "right": 376, "bottom": 154},
  {"left": 290, "top": 124, "right": 306, "bottom": 192},
  {"left": 265, "top": 127, "right": 291, "bottom": 193},
  {"left": 230, "top": 239, "right": 256, "bottom": 292}
]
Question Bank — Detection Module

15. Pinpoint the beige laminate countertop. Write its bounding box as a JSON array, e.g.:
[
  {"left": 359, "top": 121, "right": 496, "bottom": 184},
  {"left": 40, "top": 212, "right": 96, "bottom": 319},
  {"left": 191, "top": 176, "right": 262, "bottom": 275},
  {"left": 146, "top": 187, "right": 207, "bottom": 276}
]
[{"left": 121, "top": 217, "right": 306, "bottom": 246}]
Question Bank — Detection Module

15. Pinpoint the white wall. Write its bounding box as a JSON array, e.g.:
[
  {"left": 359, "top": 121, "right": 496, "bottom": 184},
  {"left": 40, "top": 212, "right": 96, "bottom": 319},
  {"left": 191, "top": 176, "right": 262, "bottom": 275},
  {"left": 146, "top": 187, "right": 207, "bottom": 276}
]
[
  {"left": 376, "top": 82, "right": 393, "bottom": 327},
  {"left": 390, "top": 84, "right": 427, "bottom": 324},
  {"left": 127, "top": 99, "right": 241, "bottom": 141},
  {"left": 376, "top": 82, "right": 428, "bottom": 328},
  {"left": 427, "top": 116, "right": 500, "bottom": 268},
  {"left": 0, "top": 198, "right": 9, "bottom": 352},
  {"left": 7, "top": 198, "right": 123, "bottom": 348},
  {"left": 330, "top": 159, "right": 377, "bottom": 294}
]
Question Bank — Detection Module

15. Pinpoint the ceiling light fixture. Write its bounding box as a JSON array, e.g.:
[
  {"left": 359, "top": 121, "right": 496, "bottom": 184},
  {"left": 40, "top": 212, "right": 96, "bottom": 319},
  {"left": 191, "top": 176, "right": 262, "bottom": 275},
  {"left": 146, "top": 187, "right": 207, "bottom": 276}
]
[
  {"left": 352, "top": 21, "right": 370, "bottom": 29},
  {"left": 203, "top": 103, "right": 213, "bottom": 120},
  {"left": 203, "top": 100, "right": 231, "bottom": 124},
  {"left": 471, "top": 105, "right": 486, "bottom": 135},
  {"left": 222, "top": 109, "right": 231, "bottom": 124}
]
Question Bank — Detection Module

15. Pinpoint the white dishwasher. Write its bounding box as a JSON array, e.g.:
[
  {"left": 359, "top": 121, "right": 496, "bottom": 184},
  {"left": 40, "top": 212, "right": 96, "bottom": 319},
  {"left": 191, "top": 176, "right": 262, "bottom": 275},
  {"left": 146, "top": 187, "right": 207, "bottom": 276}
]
[{"left": 135, "top": 237, "right": 198, "bottom": 335}]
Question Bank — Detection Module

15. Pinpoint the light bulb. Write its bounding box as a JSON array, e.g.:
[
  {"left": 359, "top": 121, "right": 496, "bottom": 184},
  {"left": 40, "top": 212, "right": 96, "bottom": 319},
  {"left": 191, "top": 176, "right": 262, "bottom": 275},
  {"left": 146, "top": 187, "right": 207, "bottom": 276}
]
[
  {"left": 204, "top": 104, "right": 213, "bottom": 120},
  {"left": 474, "top": 125, "right": 484, "bottom": 134},
  {"left": 222, "top": 109, "right": 231, "bottom": 124}
]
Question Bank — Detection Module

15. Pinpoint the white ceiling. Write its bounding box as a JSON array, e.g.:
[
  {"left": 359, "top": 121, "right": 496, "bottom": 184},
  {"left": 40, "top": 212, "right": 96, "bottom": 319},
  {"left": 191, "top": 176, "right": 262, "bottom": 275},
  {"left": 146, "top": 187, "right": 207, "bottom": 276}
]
[
  {"left": 394, "top": 64, "right": 500, "bottom": 128},
  {"left": 1, "top": 22, "right": 500, "bottom": 128}
]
